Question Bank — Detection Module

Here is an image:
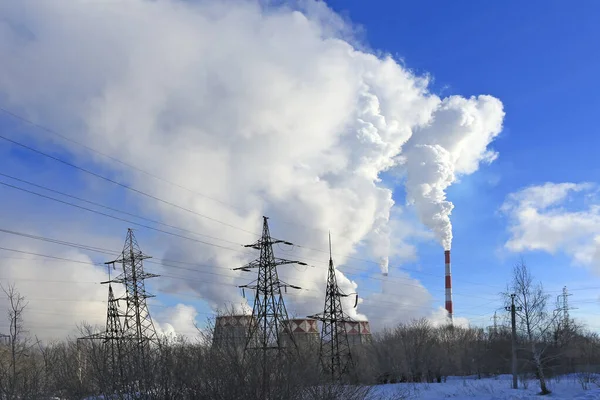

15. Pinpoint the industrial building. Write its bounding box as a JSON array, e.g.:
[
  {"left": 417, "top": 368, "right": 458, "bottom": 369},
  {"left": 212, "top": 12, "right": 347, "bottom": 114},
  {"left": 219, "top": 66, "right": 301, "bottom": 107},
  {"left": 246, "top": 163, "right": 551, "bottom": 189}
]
[
  {"left": 212, "top": 314, "right": 254, "bottom": 349},
  {"left": 280, "top": 318, "right": 319, "bottom": 349},
  {"left": 345, "top": 320, "right": 372, "bottom": 347}
]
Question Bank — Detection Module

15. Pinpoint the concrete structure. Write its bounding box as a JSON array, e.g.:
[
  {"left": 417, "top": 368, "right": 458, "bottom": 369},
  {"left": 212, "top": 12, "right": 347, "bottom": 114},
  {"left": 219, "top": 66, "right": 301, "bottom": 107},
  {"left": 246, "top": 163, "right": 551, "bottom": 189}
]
[
  {"left": 345, "top": 320, "right": 372, "bottom": 346},
  {"left": 281, "top": 318, "right": 319, "bottom": 349},
  {"left": 212, "top": 315, "right": 253, "bottom": 348},
  {"left": 445, "top": 250, "right": 453, "bottom": 322}
]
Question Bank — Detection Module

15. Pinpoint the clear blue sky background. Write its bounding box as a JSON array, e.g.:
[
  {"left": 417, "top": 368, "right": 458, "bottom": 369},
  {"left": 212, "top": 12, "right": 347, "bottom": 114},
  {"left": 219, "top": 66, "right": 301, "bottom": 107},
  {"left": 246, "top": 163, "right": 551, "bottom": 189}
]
[
  {"left": 1, "top": 0, "right": 600, "bottom": 332},
  {"left": 325, "top": 0, "right": 600, "bottom": 327}
]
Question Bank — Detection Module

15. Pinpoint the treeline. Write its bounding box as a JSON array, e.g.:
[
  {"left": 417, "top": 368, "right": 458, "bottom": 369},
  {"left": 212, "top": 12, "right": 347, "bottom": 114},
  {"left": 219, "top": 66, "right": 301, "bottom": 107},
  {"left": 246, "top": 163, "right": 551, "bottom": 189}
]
[
  {"left": 2, "top": 318, "right": 600, "bottom": 399},
  {"left": 0, "top": 261, "right": 599, "bottom": 398},
  {"left": 365, "top": 318, "right": 600, "bottom": 385}
]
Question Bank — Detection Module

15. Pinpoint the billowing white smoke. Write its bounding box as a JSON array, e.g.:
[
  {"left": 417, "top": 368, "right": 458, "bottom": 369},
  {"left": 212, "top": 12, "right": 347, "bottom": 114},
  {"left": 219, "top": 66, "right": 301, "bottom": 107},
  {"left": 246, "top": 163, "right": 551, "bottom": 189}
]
[
  {"left": 0, "top": 0, "right": 505, "bottom": 330},
  {"left": 401, "top": 96, "right": 505, "bottom": 250},
  {"left": 403, "top": 144, "right": 455, "bottom": 250}
]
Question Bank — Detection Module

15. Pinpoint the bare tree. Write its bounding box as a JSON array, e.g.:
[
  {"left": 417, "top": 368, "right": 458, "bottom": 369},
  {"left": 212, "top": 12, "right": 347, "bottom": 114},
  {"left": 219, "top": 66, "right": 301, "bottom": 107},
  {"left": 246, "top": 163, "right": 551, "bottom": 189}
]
[
  {"left": 0, "top": 283, "right": 27, "bottom": 399},
  {"left": 0, "top": 283, "right": 47, "bottom": 399},
  {"left": 505, "top": 259, "right": 560, "bottom": 395}
]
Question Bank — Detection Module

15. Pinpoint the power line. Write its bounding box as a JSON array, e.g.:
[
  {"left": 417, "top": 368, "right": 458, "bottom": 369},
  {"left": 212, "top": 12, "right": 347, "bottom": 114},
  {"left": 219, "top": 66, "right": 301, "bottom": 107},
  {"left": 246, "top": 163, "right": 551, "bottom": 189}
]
[
  {"left": 0, "top": 180, "right": 251, "bottom": 253},
  {"left": 0, "top": 260, "right": 505, "bottom": 330},
  {"left": 0, "top": 172, "right": 245, "bottom": 247},
  {"left": 0, "top": 174, "right": 506, "bottom": 293},
  {"left": 0, "top": 233, "right": 499, "bottom": 303},
  {"left": 0, "top": 118, "right": 506, "bottom": 290},
  {"left": 0, "top": 106, "right": 329, "bottom": 236},
  {"left": 0, "top": 133, "right": 258, "bottom": 236},
  {"left": 0, "top": 244, "right": 468, "bottom": 312}
]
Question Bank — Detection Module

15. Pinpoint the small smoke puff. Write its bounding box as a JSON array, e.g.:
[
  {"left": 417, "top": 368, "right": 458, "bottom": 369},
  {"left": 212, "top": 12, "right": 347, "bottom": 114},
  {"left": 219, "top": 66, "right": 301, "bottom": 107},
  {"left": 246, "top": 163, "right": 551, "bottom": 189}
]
[
  {"left": 427, "top": 307, "right": 469, "bottom": 328},
  {"left": 154, "top": 303, "right": 200, "bottom": 339}
]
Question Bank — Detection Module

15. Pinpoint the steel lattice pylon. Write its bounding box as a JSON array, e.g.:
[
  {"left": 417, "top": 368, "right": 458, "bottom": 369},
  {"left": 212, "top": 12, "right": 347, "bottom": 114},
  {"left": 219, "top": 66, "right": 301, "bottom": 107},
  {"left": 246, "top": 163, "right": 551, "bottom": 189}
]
[
  {"left": 78, "top": 229, "right": 158, "bottom": 397},
  {"left": 235, "top": 216, "right": 306, "bottom": 396},
  {"left": 104, "top": 284, "right": 125, "bottom": 384},
  {"left": 109, "top": 229, "right": 158, "bottom": 346},
  {"left": 309, "top": 234, "right": 356, "bottom": 382},
  {"left": 78, "top": 266, "right": 125, "bottom": 395},
  {"left": 108, "top": 229, "right": 158, "bottom": 377}
]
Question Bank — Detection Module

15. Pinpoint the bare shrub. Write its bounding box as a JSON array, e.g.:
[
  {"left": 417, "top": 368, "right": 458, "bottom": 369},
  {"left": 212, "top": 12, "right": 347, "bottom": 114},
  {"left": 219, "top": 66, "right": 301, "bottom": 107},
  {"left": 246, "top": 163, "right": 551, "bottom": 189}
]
[
  {"left": 576, "top": 371, "right": 598, "bottom": 390},
  {"left": 301, "top": 384, "right": 372, "bottom": 400}
]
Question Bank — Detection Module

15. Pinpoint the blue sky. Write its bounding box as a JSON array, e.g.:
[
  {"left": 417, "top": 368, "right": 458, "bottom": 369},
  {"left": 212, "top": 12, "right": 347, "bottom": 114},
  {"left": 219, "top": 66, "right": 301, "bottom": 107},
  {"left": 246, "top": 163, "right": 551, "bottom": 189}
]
[
  {"left": 1, "top": 0, "right": 600, "bottom": 336},
  {"left": 325, "top": 0, "right": 600, "bottom": 326}
]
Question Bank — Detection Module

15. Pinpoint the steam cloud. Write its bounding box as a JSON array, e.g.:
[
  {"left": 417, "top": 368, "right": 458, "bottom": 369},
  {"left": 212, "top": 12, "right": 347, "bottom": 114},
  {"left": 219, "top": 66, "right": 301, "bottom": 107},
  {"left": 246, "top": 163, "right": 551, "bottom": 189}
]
[
  {"left": 0, "top": 0, "right": 504, "bottom": 332},
  {"left": 401, "top": 96, "right": 505, "bottom": 250}
]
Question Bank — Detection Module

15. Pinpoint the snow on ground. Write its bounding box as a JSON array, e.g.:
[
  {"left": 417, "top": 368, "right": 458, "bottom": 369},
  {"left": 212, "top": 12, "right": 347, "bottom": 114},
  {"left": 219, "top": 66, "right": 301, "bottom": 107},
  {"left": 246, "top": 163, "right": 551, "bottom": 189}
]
[
  {"left": 81, "top": 375, "right": 600, "bottom": 399},
  {"left": 369, "top": 374, "right": 600, "bottom": 399}
]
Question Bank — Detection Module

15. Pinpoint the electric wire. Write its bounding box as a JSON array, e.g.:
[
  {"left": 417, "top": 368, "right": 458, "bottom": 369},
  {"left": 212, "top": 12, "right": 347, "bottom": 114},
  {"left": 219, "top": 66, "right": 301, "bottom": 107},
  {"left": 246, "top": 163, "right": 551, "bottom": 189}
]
[
  {"left": 0, "top": 174, "right": 507, "bottom": 292},
  {"left": 0, "top": 106, "right": 328, "bottom": 236},
  {"left": 4, "top": 113, "right": 586, "bottom": 329},
  {"left": 0, "top": 243, "right": 500, "bottom": 312},
  {"left": 0, "top": 133, "right": 258, "bottom": 236},
  {"left": 0, "top": 172, "right": 244, "bottom": 247},
  {"left": 0, "top": 231, "right": 500, "bottom": 302},
  {"left": 0, "top": 122, "right": 506, "bottom": 290}
]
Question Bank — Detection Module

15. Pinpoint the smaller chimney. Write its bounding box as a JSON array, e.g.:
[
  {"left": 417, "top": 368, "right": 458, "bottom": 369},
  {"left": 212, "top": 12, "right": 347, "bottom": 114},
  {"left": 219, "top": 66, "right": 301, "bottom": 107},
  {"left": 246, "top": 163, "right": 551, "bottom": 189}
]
[{"left": 444, "top": 250, "right": 453, "bottom": 322}]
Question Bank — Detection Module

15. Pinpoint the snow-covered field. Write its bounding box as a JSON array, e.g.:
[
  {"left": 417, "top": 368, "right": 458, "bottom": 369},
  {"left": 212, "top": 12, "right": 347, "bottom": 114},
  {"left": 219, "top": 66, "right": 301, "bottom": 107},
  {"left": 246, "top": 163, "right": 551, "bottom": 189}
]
[
  {"left": 370, "top": 374, "right": 600, "bottom": 399},
  {"left": 82, "top": 375, "right": 600, "bottom": 399}
]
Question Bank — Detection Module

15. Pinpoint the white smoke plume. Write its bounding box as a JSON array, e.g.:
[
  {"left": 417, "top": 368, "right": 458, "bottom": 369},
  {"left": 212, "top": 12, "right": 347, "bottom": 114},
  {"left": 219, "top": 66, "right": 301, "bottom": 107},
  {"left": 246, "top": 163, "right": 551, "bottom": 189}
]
[
  {"left": 403, "top": 144, "right": 455, "bottom": 250},
  {"left": 0, "top": 0, "right": 505, "bottom": 333},
  {"left": 401, "top": 96, "right": 505, "bottom": 250}
]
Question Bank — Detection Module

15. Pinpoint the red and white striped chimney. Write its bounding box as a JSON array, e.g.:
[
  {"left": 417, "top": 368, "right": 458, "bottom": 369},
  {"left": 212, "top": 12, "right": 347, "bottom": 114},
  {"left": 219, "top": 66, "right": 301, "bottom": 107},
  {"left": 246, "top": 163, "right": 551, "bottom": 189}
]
[{"left": 444, "top": 250, "right": 453, "bottom": 322}]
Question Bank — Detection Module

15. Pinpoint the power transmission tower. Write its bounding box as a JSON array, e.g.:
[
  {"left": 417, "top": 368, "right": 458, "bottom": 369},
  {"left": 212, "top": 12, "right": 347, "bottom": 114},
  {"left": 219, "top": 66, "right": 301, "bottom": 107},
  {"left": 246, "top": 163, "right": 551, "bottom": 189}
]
[
  {"left": 493, "top": 311, "right": 498, "bottom": 335},
  {"left": 487, "top": 311, "right": 499, "bottom": 337},
  {"left": 556, "top": 286, "right": 576, "bottom": 331},
  {"left": 308, "top": 233, "right": 357, "bottom": 382},
  {"left": 235, "top": 216, "right": 305, "bottom": 396},
  {"left": 78, "top": 264, "right": 125, "bottom": 395},
  {"left": 505, "top": 294, "right": 522, "bottom": 389},
  {"left": 102, "top": 283, "right": 125, "bottom": 386},
  {"left": 106, "top": 228, "right": 159, "bottom": 395}
]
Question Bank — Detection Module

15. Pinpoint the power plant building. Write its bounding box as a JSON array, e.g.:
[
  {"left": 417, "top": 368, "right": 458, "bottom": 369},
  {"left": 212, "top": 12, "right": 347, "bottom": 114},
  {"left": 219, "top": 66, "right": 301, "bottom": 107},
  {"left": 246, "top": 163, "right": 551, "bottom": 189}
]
[
  {"left": 212, "top": 315, "right": 253, "bottom": 349},
  {"left": 345, "top": 320, "right": 372, "bottom": 346},
  {"left": 281, "top": 318, "right": 319, "bottom": 349}
]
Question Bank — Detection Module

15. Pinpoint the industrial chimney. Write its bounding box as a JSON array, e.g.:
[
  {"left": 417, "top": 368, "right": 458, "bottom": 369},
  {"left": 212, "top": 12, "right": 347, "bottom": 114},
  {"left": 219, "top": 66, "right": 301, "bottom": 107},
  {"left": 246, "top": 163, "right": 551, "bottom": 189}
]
[{"left": 445, "top": 250, "right": 453, "bottom": 322}]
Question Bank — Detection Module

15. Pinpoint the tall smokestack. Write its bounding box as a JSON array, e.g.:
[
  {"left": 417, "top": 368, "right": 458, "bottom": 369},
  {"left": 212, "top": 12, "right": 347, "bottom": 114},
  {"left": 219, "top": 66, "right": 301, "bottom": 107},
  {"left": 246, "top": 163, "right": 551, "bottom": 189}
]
[
  {"left": 444, "top": 250, "right": 453, "bottom": 322},
  {"left": 379, "top": 257, "right": 389, "bottom": 276}
]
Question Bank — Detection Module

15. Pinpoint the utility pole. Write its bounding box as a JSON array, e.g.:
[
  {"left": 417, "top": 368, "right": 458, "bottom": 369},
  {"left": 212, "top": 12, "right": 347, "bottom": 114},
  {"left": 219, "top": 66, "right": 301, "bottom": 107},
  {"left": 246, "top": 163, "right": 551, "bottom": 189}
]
[
  {"left": 308, "top": 233, "right": 358, "bottom": 382},
  {"left": 235, "top": 216, "right": 305, "bottom": 398},
  {"left": 505, "top": 293, "right": 522, "bottom": 389}
]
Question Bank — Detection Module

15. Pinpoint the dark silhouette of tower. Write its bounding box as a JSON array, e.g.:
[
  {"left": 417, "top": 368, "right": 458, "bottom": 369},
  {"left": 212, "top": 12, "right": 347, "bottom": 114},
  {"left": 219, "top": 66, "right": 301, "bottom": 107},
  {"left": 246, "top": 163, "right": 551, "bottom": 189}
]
[
  {"left": 235, "top": 216, "right": 305, "bottom": 397},
  {"left": 107, "top": 228, "right": 159, "bottom": 393},
  {"left": 309, "top": 233, "right": 356, "bottom": 382},
  {"left": 78, "top": 264, "right": 125, "bottom": 395},
  {"left": 108, "top": 229, "right": 159, "bottom": 347},
  {"left": 104, "top": 284, "right": 125, "bottom": 381}
]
